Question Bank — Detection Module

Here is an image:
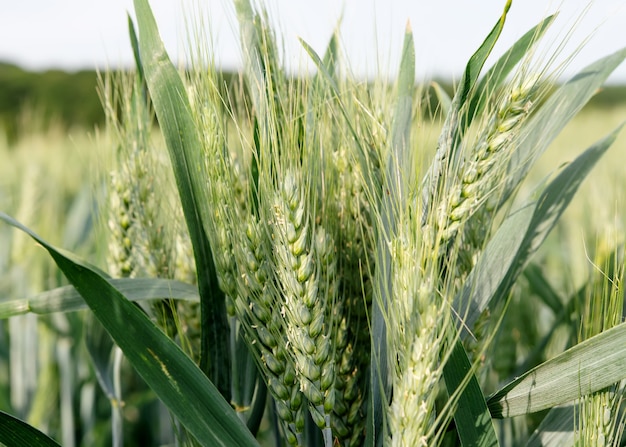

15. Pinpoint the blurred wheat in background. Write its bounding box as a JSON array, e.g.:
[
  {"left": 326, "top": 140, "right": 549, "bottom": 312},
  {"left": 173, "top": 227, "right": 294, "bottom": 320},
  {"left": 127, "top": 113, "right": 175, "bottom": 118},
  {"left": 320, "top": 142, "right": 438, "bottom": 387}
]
[{"left": 1, "top": 0, "right": 626, "bottom": 446}]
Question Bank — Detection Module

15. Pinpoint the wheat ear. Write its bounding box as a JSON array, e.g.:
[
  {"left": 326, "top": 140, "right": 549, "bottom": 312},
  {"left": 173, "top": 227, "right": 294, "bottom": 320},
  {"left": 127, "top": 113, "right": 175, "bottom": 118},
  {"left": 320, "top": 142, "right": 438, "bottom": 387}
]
[
  {"left": 328, "top": 146, "right": 373, "bottom": 446},
  {"left": 272, "top": 170, "right": 335, "bottom": 445},
  {"left": 232, "top": 215, "right": 306, "bottom": 446}
]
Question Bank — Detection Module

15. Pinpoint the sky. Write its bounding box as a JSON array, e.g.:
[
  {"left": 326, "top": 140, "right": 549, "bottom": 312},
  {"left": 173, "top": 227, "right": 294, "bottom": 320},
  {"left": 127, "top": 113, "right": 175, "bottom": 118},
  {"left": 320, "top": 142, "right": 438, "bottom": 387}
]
[{"left": 1, "top": 0, "right": 626, "bottom": 83}]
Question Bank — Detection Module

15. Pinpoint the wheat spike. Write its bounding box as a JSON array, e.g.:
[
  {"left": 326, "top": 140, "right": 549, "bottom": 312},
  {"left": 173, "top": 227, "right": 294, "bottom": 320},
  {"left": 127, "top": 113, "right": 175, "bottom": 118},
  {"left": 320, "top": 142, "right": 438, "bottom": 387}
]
[
  {"left": 234, "top": 215, "right": 306, "bottom": 446},
  {"left": 272, "top": 170, "right": 335, "bottom": 444}
]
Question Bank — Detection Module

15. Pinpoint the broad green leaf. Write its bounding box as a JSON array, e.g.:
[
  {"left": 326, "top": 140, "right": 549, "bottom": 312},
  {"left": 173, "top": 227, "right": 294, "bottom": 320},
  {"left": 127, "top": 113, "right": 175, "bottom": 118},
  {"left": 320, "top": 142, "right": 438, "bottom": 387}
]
[
  {"left": 0, "top": 278, "right": 198, "bottom": 318},
  {"left": 455, "top": 124, "right": 623, "bottom": 332},
  {"left": 443, "top": 339, "right": 499, "bottom": 447},
  {"left": 488, "top": 322, "right": 626, "bottom": 417},
  {"left": 0, "top": 212, "right": 259, "bottom": 447},
  {"left": 0, "top": 410, "right": 61, "bottom": 447},
  {"left": 457, "top": 0, "right": 511, "bottom": 107},
  {"left": 502, "top": 47, "right": 626, "bottom": 203},
  {"left": 422, "top": 0, "right": 511, "bottom": 223},
  {"left": 132, "top": 0, "right": 230, "bottom": 396},
  {"left": 525, "top": 405, "right": 575, "bottom": 447}
]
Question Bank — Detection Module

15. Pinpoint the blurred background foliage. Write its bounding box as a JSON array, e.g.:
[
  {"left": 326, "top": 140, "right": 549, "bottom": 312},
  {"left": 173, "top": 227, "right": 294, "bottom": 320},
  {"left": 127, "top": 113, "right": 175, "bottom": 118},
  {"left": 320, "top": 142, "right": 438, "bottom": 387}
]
[{"left": 3, "top": 60, "right": 626, "bottom": 143}]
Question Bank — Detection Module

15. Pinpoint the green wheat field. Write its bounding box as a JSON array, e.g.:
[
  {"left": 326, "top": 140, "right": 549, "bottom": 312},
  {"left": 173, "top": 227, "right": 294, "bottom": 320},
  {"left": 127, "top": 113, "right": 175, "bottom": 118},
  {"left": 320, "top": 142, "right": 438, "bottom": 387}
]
[{"left": 1, "top": 1, "right": 626, "bottom": 446}]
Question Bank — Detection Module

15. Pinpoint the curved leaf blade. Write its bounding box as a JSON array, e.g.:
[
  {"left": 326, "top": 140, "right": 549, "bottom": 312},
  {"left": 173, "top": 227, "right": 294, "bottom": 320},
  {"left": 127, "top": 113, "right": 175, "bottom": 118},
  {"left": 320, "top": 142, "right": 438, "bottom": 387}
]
[
  {"left": 489, "top": 322, "right": 626, "bottom": 418},
  {"left": 0, "top": 212, "right": 259, "bottom": 447},
  {"left": 0, "top": 278, "right": 198, "bottom": 318},
  {"left": 525, "top": 405, "right": 575, "bottom": 447},
  {"left": 457, "top": 0, "right": 511, "bottom": 107},
  {"left": 443, "top": 339, "right": 499, "bottom": 447},
  {"left": 132, "top": 0, "right": 230, "bottom": 395},
  {"left": 0, "top": 410, "right": 61, "bottom": 447}
]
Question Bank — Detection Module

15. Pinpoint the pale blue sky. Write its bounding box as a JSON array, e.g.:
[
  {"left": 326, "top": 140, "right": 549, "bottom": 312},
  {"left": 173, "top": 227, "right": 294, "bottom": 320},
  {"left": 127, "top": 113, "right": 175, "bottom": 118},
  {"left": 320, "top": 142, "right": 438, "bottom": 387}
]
[{"left": 1, "top": 0, "right": 625, "bottom": 83}]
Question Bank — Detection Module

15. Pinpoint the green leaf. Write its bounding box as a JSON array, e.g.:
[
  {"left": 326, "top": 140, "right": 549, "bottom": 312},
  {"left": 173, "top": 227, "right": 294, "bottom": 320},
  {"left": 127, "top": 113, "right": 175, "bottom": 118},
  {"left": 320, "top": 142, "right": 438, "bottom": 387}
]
[
  {"left": 132, "top": 0, "right": 230, "bottom": 397},
  {"left": 389, "top": 21, "right": 415, "bottom": 204},
  {"left": 443, "top": 339, "right": 499, "bottom": 447},
  {"left": 455, "top": 124, "right": 623, "bottom": 332},
  {"left": 502, "top": 47, "right": 626, "bottom": 203},
  {"left": 525, "top": 405, "right": 575, "bottom": 447},
  {"left": 0, "top": 278, "right": 198, "bottom": 318},
  {"left": 488, "top": 322, "right": 626, "bottom": 418},
  {"left": 458, "top": 0, "right": 511, "bottom": 107},
  {"left": 127, "top": 14, "right": 146, "bottom": 97},
  {"left": 0, "top": 410, "right": 61, "bottom": 447},
  {"left": 0, "top": 212, "right": 259, "bottom": 447}
]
